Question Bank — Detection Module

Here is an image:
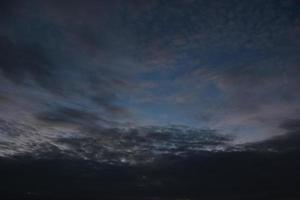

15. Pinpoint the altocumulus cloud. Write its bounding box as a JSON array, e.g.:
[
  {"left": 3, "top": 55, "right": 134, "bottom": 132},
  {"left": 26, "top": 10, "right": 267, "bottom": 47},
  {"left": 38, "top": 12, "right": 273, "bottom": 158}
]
[{"left": 0, "top": 0, "right": 300, "bottom": 161}]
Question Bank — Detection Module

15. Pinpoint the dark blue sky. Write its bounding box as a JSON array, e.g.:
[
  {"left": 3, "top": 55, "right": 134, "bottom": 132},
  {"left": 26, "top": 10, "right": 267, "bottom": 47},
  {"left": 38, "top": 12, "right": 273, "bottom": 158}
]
[{"left": 0, "top": 0, "right": 300, "bottom": 159}]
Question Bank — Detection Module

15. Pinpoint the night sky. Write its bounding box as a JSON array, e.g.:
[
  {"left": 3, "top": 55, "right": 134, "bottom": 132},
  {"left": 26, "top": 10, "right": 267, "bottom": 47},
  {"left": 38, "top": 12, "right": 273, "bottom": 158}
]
[{"left": 0, "top": 0, "right": 300, "bottom": 199}]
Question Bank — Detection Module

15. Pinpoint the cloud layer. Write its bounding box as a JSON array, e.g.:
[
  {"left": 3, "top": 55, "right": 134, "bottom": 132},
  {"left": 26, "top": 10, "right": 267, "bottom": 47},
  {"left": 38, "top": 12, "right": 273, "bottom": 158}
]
[{"left": 0, "top": 0, "right": 300, "bottom": 160}]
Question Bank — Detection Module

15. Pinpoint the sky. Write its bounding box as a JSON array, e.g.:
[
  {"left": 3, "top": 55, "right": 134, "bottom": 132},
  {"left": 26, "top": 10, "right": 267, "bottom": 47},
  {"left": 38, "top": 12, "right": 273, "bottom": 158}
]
[{"left": 0, "top": 0, "right": 300, "bottom": 162}]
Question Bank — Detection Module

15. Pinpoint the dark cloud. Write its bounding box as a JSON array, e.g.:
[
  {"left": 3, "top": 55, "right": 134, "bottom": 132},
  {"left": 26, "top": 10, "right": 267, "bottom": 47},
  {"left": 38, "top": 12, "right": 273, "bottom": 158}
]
[
  {"left": 280, "top": 118, "right": 300, "bottom": 132},
  {"left": 92, "top": 95, "right": 131, "bottom": 117},
  {"left": 36, "top": 106, "right": 99, "bottom": 126},
  {"left": 0, "top": 35, "right": 52, "bottom": 86},
  {"left": 0, "top": 118, "right": 232, "bottom": 164},
  {"left": 245, "top": 131, "right": 300, "bottom": 152},
  {"left": 51, "top": 125, "right": 232, "bottom": 164},
  {"left": 0, "top": 0, "right": 136, "bottom": 127}
]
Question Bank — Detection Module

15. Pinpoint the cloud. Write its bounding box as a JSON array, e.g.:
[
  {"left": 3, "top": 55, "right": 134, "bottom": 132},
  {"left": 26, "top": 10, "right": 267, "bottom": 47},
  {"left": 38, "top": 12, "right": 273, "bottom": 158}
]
[
  {"left": 36, "top": 106, "right": 99, "bottom": 126},
  {"left": 0, "top": 118, "right": 232, "bottom": 164},
  {"left": 0, "top": 0, "right": 299, "bottom": 149},
  {"left": 280, "top": 118, "right": 300, "bottom": 132},
  {"left": 245, "top": 130, "right": 300, "bottom": 152},
  {"left": 1, "top": 1, "right": 300, "bottom": 198},
  {"left": 0, "top": 36, "right": 52, "bottom": 87},
  {"left": 0, "top": 0, "right": 138, "bottom": 128}
]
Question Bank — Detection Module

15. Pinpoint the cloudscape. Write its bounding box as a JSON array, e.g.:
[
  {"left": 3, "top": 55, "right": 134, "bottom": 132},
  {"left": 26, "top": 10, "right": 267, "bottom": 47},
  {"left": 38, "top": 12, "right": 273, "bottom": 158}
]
[{"left": 0, "top": 0, "right": 300, "bottom": 199}]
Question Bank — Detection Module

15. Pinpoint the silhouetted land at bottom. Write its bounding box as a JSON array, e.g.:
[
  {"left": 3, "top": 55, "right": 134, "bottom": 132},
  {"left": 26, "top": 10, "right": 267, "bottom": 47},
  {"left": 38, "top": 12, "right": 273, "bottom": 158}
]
[{"left": 0, "top": 149, "right": 300, "bottom": 200}]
